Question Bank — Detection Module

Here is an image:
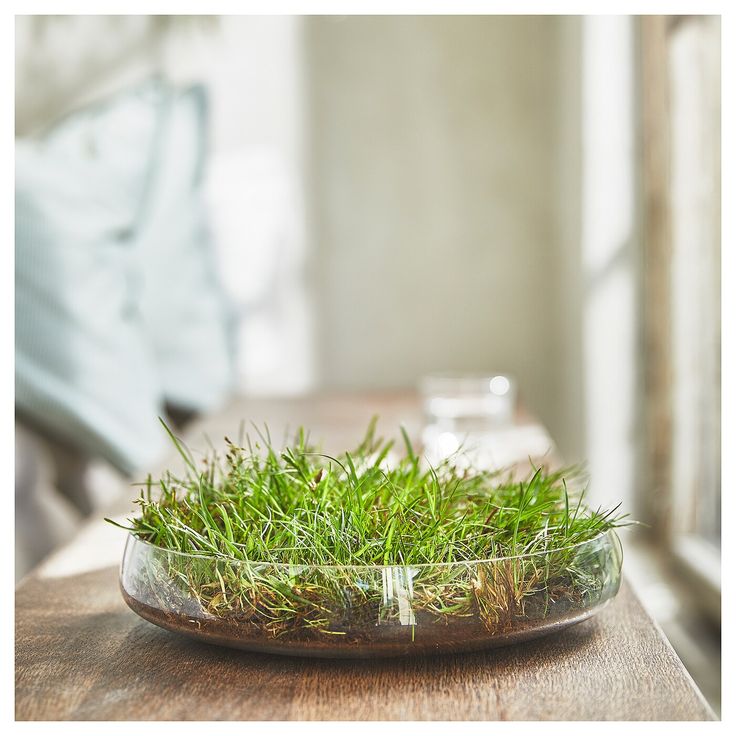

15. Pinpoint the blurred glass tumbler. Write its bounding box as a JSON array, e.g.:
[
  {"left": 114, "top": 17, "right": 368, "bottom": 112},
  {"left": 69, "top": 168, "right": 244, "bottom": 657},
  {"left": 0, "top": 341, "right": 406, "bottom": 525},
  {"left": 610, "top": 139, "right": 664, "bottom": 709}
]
[
  {"left": 421, "top": 373, "right": 552, "bottom": 468},
  {"left": 420, "top": 373, "right": 518, "bottom": 431}
]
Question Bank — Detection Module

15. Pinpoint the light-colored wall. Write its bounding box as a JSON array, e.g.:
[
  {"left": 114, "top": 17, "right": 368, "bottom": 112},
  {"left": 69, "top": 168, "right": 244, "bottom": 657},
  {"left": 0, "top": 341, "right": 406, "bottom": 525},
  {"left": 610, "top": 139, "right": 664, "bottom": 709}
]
[
  {"left": 580, "top": 16, "right": 640, "bottom": 510},
  {"left": 305, "top": 16, "right": 585, "bottom": 460}
]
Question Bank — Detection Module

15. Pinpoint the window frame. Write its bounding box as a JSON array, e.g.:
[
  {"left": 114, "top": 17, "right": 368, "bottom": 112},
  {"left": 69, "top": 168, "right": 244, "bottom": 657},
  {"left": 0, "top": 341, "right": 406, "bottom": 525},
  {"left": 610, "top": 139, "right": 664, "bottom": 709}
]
[{"left": 640, "top": 14, "right": 721, "bottom": 624}]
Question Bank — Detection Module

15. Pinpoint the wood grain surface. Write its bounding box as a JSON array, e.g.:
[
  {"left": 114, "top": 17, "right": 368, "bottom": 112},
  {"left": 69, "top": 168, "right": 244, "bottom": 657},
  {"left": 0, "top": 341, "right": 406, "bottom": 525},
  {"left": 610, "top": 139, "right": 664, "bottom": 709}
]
[
  {"left": 15, "top": 568, "right": 714, "bottom": 721},
  {"left": 14, "top": 393, "right": 716, "bottom": 720}
]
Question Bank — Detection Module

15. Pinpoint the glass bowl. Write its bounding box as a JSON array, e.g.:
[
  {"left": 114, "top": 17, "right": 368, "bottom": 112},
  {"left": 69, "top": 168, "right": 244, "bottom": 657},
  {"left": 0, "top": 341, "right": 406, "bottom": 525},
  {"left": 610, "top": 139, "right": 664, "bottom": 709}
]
[{"left": 120, "top": 530, "right": 622, "bottom": 658}]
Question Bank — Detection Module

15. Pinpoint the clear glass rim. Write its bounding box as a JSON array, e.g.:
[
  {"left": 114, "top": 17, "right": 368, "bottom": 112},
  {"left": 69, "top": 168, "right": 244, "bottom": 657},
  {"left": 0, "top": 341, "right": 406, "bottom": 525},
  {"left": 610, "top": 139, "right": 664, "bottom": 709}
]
[{"left": 125, "top": 528, "right": 619, "bottom": 571}]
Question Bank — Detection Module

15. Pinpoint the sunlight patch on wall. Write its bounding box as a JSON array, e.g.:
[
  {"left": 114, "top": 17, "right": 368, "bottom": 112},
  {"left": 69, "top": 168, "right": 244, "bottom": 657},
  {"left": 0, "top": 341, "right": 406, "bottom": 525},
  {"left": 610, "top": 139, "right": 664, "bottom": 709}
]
[{"left": 581, "top": 16, "right": 638, "bottom": 511}]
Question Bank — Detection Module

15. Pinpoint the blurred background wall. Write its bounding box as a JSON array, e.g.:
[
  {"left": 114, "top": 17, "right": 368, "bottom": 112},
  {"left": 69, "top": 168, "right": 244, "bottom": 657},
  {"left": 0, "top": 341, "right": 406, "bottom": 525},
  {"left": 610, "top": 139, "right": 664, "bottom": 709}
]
[{"left": 306, "top": 16, "right": 585, "bottom": 468}]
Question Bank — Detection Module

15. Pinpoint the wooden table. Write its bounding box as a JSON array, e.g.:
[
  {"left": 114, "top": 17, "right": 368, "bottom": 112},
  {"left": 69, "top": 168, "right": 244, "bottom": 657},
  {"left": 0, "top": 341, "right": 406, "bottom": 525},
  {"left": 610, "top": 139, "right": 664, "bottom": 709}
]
[{"left": 15, "top": 393, "right": 716, "bottom": 721}]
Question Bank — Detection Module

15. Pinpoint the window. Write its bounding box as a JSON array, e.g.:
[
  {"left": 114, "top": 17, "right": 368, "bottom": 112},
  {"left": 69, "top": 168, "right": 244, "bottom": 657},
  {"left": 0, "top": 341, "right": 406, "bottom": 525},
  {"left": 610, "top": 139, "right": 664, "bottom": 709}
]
[{"left": 641, "top": 15, "right": 721, "bottom": 617}]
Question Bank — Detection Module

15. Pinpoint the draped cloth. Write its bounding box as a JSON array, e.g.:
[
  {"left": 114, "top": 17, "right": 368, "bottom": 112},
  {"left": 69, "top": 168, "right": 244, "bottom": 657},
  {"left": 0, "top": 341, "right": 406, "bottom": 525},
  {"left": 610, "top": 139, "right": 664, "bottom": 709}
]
[{"left": 15, "top": 78, "right": 235, "bottom": 475}]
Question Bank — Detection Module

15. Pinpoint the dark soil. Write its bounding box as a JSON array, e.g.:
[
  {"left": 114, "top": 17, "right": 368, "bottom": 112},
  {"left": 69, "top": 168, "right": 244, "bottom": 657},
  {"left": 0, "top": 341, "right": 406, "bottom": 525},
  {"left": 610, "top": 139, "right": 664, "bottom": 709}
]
[{"left": 122, "top": 587, "right": 607, "bottom": 658}]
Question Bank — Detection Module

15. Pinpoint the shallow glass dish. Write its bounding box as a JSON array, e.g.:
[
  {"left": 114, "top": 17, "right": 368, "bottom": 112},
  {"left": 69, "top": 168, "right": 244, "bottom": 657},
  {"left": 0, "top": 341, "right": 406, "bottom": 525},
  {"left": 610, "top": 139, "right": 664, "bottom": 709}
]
[{"left": 120, "top": 530, "right": 622, "bottom": 658}]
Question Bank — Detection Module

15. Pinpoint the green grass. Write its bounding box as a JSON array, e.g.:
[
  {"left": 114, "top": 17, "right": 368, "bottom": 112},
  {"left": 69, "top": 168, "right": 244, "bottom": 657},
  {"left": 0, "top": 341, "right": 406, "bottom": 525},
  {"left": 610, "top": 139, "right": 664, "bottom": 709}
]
[{"left": 112, "top": 418, "right": 627, "bottom": 641}]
